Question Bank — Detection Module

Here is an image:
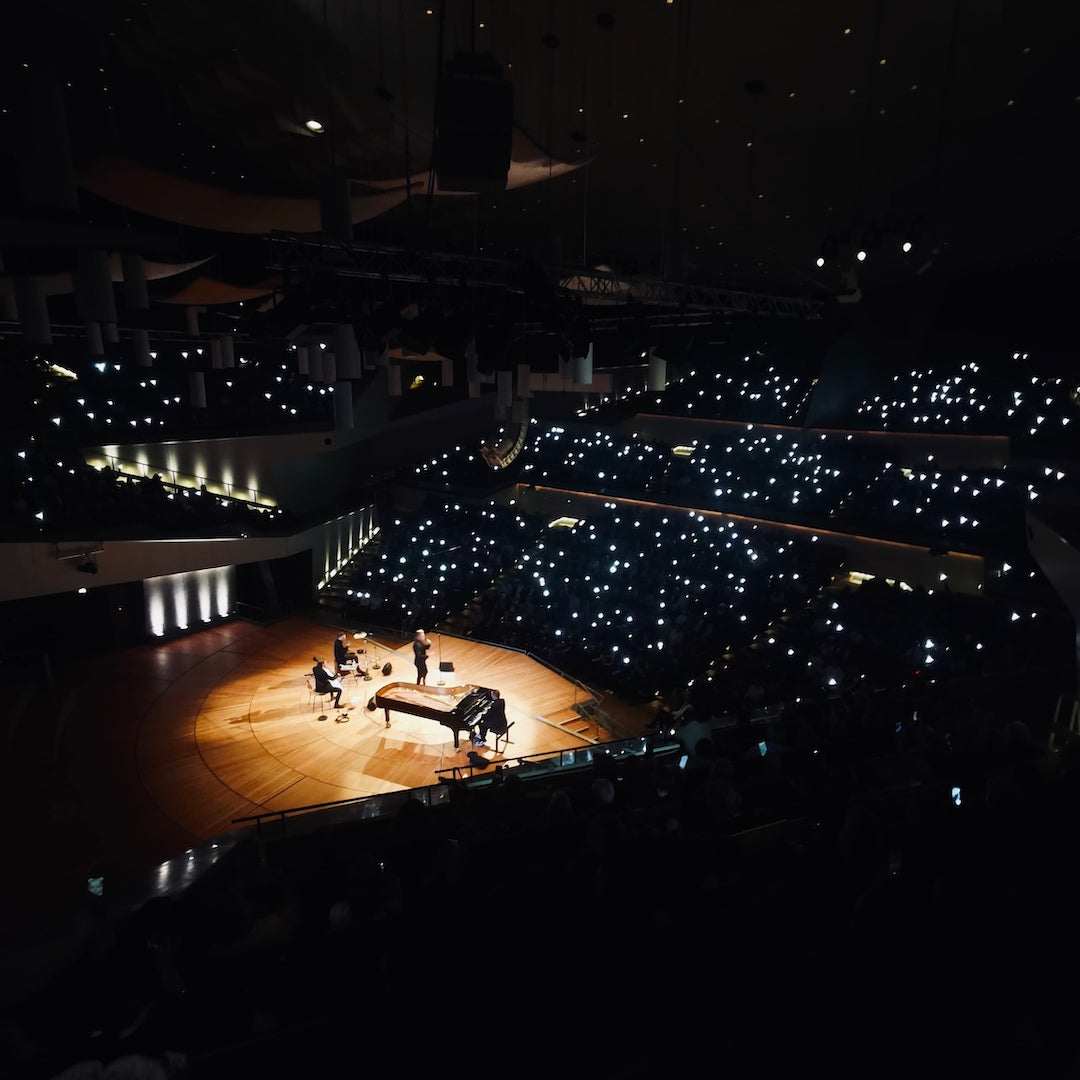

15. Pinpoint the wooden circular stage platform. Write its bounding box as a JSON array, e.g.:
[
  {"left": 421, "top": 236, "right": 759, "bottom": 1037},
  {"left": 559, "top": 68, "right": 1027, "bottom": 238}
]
[
  {"left": 38, "top": 615, "right": 653, "bottom": 887},
  {"left": 1, "top": 614, "right": 658, "bottom": 1003}
]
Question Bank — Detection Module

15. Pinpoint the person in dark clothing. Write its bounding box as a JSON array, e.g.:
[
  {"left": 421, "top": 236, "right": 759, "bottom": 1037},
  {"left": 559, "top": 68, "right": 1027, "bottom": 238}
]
[
  {"left": 412, "top": 629, "right": 432, "bottom": 685},
  {"left": 333, "top": 632, "right": 358, "bottom": 674},
  {"left": 312, "top": 657, "right": 344, "bottom": 708},
  {"left": 471, "top": 694, "right": 508, "bottom": 748}
]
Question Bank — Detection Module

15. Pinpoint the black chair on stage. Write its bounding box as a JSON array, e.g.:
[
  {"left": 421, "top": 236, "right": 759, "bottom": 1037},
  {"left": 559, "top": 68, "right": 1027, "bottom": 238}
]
[
  {"left": 493, "top": 720, "right": 514, "bottom": 753},
  {"left": 474, "top": 697, "right": 513, "bottom": 752}
]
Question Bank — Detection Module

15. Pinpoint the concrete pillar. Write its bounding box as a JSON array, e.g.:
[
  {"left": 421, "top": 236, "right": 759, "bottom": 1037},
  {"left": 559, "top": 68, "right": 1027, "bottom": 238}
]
[
  {"left": 221, "top": 333, "right": 235, "bottom": 368},
  {"left": 121, "top": 252, "right": 150, "bottom": 310},
  {"left": 75, "top": 249, "right": 117, "bottom": 338},
  {"left": 648, "top": 346, "right": 667, "bottom": 391},
  {"left": 573, "top": 342, "right": 593, "bottom": 385},
  {"left": 188, "top": 371, "right": 207, "bottom": 409},
  {"left": 333, "top": 381, "right": 354, "bottom": 430},
  {"left": 133, "top": 329, "right": 152, "bottom": 367},
  {"left": 14, "top": 277, "right": 52, "bottom": 345},
  {"left": 497, "top": 369, "right": 512, "bottom": 410},
  {"left": 85, "top": 321, "right": 104, "bottom": 356},
  {"left": 334, "top": 323, "right": 362, "bottom": 378}
]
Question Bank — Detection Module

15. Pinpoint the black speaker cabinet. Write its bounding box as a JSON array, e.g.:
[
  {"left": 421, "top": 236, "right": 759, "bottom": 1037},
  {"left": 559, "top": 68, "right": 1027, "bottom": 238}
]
[
  {"left": 439, "top": 661, "right": 455, "bottom": 673},
  {"left": 436, "top": 70, "right": 513, "bottom": 193}
]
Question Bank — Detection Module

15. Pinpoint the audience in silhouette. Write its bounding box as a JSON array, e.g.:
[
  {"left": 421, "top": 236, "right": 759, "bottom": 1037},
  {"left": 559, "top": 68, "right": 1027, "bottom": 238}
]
[{"left": 2, "top": 333, "right": 1078, "bottom": 1077}]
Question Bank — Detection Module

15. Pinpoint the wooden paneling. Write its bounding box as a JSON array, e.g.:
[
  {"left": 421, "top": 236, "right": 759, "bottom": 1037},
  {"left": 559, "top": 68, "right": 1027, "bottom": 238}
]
[{"left": 69, "top": 616, "right": 655, "bottom": 855}]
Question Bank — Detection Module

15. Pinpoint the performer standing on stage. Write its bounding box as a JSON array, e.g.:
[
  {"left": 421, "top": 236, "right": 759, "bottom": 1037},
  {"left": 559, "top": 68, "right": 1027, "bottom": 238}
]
[{"left": 412, "top": 629, "right": 432, "bottom": 685}]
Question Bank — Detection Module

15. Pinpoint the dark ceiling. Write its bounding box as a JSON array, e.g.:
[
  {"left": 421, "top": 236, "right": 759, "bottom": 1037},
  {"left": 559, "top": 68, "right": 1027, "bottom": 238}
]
[{"left": 2, "top": 0, "right": 1079, "bottom": 321}]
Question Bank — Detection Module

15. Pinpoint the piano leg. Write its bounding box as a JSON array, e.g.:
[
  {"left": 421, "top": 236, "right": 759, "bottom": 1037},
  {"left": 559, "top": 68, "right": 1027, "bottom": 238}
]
[{"left": 382, "top": 708, "right": 392, "bottom": 728}]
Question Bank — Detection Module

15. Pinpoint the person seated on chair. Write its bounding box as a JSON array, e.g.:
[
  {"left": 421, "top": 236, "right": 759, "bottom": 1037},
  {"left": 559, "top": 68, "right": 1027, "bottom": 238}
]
[
  {"left": 471, "top": 694, "right": 507, "bottom": 748},
  {"left": 312, "top": 657, "right": 344, "bottom": 708},
  {"left": 334, "top": 632, "right": 359, "bottom": 674}
]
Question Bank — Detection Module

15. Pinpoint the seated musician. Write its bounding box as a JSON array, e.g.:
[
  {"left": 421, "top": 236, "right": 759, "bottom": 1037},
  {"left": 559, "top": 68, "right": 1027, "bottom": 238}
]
[
  {"left": 471, "top": 694, "right": 507, "bottom": 748},
  {"left": 312, "top": 657, "right": 344, "bottom": 708},
  {"left": 334, "top": 632, "right": 359, "bottom": 674}
]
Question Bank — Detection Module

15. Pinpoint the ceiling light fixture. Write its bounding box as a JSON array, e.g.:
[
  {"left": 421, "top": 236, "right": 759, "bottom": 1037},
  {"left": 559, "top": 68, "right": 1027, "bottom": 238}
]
[{"left": 305, "top": 119, "right": 325, "bottom": 133}]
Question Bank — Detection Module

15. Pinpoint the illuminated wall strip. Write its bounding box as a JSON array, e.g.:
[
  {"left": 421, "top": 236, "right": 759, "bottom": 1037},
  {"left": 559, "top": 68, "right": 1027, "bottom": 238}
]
[{"left": 145, "top": 565, "right": 236, "bottom": 638}]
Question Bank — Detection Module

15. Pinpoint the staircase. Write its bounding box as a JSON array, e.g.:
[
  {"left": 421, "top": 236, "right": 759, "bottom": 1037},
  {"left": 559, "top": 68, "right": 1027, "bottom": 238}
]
[{"left": 538, "top": 698, "right": 615, "bottom": 744}]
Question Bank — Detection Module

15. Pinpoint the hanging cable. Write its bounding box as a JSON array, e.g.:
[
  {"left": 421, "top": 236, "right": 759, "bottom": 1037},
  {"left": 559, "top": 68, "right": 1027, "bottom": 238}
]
[
  {"left": 424, "top": 0, "right": 447, "bottom": 239},
  {"left": 399, "top": 0, "right": 413, "bottom": 228}
]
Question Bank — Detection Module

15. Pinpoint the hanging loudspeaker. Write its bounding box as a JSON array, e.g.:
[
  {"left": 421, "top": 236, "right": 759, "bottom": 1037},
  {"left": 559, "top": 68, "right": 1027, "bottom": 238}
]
[{"left": 436, "top": 56, "right": 513, "bottom": 193}]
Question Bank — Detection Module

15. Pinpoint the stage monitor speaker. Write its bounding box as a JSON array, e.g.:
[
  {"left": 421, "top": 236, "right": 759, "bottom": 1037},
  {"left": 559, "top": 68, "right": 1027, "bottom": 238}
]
[
  {"left": 436, "top": 65, "right": 513, "bottom": 194},
  {"left": 382, "top": 662, "right": 392, "bottom": 676},
  {"left": 366, "top": 698, "right": 377, "bottom": 711},
  {"left": 439, "top": 661, "right": 455, "bottom": 672}
]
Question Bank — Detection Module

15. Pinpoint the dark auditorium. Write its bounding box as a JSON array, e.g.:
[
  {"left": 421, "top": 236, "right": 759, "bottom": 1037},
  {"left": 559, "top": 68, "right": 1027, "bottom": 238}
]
[{"left": 2, "top": 2, "right": 1079, "bottom": 1077}]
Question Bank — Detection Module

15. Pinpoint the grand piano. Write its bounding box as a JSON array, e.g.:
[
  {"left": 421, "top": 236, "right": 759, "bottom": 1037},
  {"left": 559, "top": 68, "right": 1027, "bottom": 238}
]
[{"left": 373, "top": 682, "right": 501, "bottom": 748}]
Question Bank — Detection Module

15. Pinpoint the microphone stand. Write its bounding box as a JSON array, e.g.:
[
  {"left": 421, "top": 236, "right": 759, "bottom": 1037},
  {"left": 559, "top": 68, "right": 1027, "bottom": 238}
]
[{"left": 352, "top": 631, "right": 376, "bottom": 681}]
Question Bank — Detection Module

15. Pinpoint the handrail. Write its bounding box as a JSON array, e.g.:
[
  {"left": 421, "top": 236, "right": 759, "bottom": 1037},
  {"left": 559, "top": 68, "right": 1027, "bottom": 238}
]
[
  {"left": 232, "top": 733, "right": 681, "bottom": 833},
  {"left": 436, "top": 628, "right": 612, "bottom": 732},
  {"left": 113, "top": 472, "right": 278, "bottom": 517},
  {"left": 526, "top": 653, "right": 605, "bottom": 711},
  {"left": 431, "top": 737, "right": 666, "bottom": 781},
  {"left": 426, "top": 627, "right": 607, "bottom": 711},
  {"left": 84, "top": 452, "right": 275, "bottom": 507}
]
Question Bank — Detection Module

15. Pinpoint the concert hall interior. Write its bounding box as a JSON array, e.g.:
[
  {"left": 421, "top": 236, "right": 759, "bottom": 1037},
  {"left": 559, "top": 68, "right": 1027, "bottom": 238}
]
[{"left": 2, "top": 1, "right": 1080, "bottom": 1075}]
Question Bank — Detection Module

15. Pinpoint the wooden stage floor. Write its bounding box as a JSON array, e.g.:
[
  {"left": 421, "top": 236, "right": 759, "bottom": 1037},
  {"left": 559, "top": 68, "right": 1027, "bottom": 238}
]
[{"left": 2, "top": 614, "right": 655, "bottom": 941}]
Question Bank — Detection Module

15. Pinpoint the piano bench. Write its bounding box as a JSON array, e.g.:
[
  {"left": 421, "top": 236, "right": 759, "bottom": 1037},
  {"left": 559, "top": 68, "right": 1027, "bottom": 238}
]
[{"left": 493, "top": 721, "right": 514, "bottom": 753}]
